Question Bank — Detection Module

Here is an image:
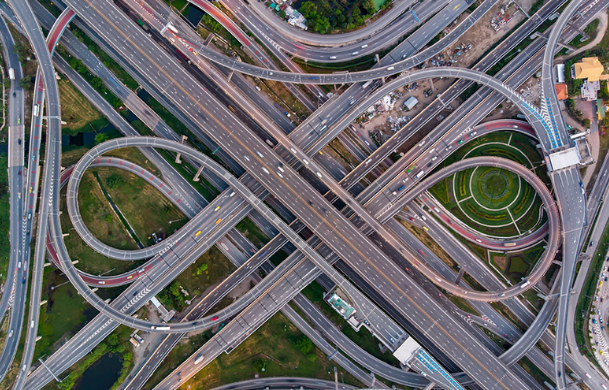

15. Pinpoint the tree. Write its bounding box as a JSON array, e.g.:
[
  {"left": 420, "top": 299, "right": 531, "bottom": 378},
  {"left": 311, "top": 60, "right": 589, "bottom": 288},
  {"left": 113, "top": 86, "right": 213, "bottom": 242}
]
[
  {"left": 314, "top": 16, "right": 331, "bottom": 34},
  {"left": 19, "top": 77, "right": 32, "bottom": 90},
  {"left": 253, "top": 358, "right": 265, "bottom": 372},
  {"left": 295, "top": 335, "right": 313, "bottom": 354},
  {"left": 107, "top": 334, "right": 119, "bottom": 346},
  {"left": 361, "top": 0, "right": 376, "bottom": 14},
  {"left": 300, "top": 1, "right": 318, "bottom": 20},
  {"left": 601, "top": 116, "right": 609, "bottom": 128},
  {"left": 582, "top": 118, "right": 590, "bottom": 128},
  {"left": 94, "top": 132, "right": 109, "bottom": 145}
]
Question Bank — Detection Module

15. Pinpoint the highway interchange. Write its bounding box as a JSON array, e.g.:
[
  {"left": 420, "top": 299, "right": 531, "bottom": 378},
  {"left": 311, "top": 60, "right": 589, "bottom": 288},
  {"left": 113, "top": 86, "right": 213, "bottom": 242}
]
[{"left": 1, "top": 0, "right": 609, "bottom": 389}]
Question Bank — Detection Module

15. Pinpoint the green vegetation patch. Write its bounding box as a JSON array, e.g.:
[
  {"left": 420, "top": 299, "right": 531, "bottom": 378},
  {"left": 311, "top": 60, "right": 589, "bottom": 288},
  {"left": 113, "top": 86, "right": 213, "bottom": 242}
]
[
  {"left": 298, "top": 0, "right": 384, "bottom": 34},
  {"left": 58, "top": 78, "right": 108, "bottom": 135},
  {"left": 180, "top": 312, "right": 362, "bottom": 389},
  {"left": 91, "top": 166, "right": 187, "bottom": 246},
  {"left": 157, "top": 246, "right": 235, "bottom": 312}
]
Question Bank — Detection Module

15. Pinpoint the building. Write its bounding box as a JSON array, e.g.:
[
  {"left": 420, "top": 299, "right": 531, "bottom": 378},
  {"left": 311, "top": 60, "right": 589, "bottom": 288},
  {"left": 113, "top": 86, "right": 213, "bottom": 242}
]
[
  {"left": 581, "top": 80, "right": 601, "bottom": 101},
  {"left": 326, "top": 292, "right": 356, "bottom": 320},
  {"left": 555, "top": 63, "right": 565, "bottom": 83},
  {"left": 573, "top": 57, "right": 605, "bottom": 82},
  {"left": 403, "top": 96, "right": 418, "bottom": 110},
  {"left": 554, "top": 83, "right": 568, "bottom": 100}
]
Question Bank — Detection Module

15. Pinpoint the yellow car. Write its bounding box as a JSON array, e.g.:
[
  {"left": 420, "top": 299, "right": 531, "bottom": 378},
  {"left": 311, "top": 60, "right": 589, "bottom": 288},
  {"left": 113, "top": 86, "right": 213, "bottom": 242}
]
[
  {"left": 195, "top": 230, "right": 201, "bottom": 237},
  {"left": 423, "top": 226, "right": 429, "bottom": 231},
  {"left": 215, "top": 218, "right": 222, "bottom": 224},
  {"left": 214, "top": 206, "right": 220, "bottom": 212}
]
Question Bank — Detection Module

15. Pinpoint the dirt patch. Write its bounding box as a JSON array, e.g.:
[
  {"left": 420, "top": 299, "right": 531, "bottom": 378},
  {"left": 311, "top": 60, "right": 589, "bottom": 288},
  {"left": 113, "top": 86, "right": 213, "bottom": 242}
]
[
  {"left": 494, "top": 255, "right": 508, "bottom": 271},
  {"left": 446, "top": 0, "right": 527, "bottom": 69}
]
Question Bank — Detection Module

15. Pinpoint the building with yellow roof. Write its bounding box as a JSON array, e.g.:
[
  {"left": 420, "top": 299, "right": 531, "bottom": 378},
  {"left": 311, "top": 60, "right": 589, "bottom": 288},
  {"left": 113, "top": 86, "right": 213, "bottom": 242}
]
[{"left": 573, "top": 57, "right": 605, "bottom": 82}]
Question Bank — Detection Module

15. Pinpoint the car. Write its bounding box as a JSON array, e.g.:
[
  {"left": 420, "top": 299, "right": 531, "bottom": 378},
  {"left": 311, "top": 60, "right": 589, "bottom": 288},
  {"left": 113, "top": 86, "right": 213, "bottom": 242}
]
[
  {"left": 22, "top": 277, "right": 25, "bottom": 284},
  {"left": 215, "top": 218, "right": 222, "bottom": 224},
  {"left": 457, "top": 139, "right": 463, "bottom": 145},
  {"left": 256, "top": 151, "right": 264, "bottom": 158},
  {"left": 591, "top": 241, "right": 595, "bottom": 247},
  {"left": 262, "top": 167, "right": 270, "bottom": 174},
  {"left": 470, "top": 131, "right": 477, "bottom": 136},
  {"left": 212, "top": 316, "right": 218, "bottom": 321},
  {"left": 32, "top": 155, "right": 36, "bottom": 161},
  {"left": 214, "top": 206, "right": 220, "bottom": 212},
  {"left": 445, "top": 145, "right": 452, "bottom": 151},
  {"left": 276, "top": 171, "right": 283, "bottom": 178},
  {"left": 18, "top": 262, "right": 21, "bottom": 268},
  {"left": 427, "top": 163, "right": 432, "bottom": 167},
  {"left": 98, "top": 281, "right": 105, "bottom": 284},
  {"left": 127, "top": 275, "right": 133, "bottom": 280},
  {"left": 229, "top": 191, "right": 235, "bottom": 197},
  {"left": 8, "top": 330, "right": 13, "bottom": 338},
  {"left": 243, "top": 155, "right": 250, "bottom": 161},
  {"left": 315, "top": 172, "right": 322, "bottom": 178},
  {"left": 17, "top": 117, "right": 20, "bottom": 124},
  {"left": 409, "top": 217, "right": 415, "bottom": 222},
  {"left": 17, "top": 138, "right": 21, "bottom": 145}
]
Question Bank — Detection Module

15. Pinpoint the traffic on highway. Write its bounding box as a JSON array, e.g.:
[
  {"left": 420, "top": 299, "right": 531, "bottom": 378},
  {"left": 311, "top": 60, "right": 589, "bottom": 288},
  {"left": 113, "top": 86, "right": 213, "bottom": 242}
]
[{"left": 1, "top": 0, "right": 609, "bottom": 389}]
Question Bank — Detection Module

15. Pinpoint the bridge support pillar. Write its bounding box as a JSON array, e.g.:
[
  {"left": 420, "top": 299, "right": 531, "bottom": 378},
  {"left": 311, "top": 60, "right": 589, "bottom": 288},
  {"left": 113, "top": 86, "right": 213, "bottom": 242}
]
[
  {"left": 370, "top": 372, "right": 376, "bottom": 387},
  {"left": 39, "top": 300, "right": 47, "bottom": 306},
  {"left": 375, "top": 54, "right": 380, "bottom": 64},
  {"left": 175, "top": 135, "right": 188, "bottom": 163},
  {"left": 227, "top": 70, "right": 234, "bottom": 83},
  {"left": 553, "top": 260, "right": 563, "bottom": 266},
  {"left": 193, "top": 165, "right": 204, "bottom": 182},
  {"left": 455, "top": 268, "right": 465, "bottom": 285},
  {"left": 424, "top": 382, "right": 436, "bottom": 390}
]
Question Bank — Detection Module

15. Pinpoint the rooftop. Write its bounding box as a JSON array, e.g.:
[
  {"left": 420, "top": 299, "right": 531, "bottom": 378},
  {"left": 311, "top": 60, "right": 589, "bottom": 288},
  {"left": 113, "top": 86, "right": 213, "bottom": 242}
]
[{"left": 574, "top": 57, "right": 604, "bottom": 82}]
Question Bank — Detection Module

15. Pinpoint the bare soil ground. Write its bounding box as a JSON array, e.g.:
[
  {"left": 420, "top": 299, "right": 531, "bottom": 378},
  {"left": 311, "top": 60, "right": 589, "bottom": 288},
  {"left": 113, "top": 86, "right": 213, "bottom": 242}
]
[{"left": 446, "top": 0, "right": 527, "bottom": 69}]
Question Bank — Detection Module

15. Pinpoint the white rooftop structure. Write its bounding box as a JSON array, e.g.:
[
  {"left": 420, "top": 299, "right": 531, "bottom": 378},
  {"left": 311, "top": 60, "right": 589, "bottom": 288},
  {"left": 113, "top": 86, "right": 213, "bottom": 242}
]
[
  {"left": 404, "top": 96, "right": 418, "bottom": 110},
  {"left": 150, "top": 296, "right": 162, "bottom": 309},
  {"left": 393, "top": 337, "right": 421, "bottom": 364},
  {"left": 548, "top": 147, "right": 581, "bottom": 171},
  {"left": 555, "top": 64, "right": 565, "bottom": 83}
]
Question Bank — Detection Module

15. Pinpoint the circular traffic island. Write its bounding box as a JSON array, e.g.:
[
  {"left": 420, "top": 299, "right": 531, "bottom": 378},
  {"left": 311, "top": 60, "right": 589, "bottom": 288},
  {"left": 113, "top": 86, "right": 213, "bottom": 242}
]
[{"left": 430, "top": 132, "right": 546, "bottom": 238}]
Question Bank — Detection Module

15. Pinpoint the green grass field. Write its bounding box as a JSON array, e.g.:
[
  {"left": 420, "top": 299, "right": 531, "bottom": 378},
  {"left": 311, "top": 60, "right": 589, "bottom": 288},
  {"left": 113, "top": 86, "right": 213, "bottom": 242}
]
[
  {"left": 177, "top": 312, "right": 362, "bottom": 390},
  {"left": 430, "top": 132, "right": 542, "bottom": 237}
]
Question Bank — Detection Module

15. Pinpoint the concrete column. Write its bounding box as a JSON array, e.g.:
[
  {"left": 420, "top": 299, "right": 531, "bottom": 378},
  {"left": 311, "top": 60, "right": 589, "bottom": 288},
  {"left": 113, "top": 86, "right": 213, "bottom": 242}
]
[
  {"left": 455, "top": 268, "right": 465, "bottom": 285},
  {"left": 193, "top": 165, "right": 204, "bottom": 182},
  {"left": 175, "top": 135, "right": 188, "bottom": 164}
]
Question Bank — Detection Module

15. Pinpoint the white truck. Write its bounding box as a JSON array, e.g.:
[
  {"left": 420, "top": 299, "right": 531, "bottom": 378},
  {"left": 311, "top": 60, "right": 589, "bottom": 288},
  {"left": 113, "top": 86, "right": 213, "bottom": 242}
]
[{"left": 8, "top": 68, "right": 15, "bottom": 80}]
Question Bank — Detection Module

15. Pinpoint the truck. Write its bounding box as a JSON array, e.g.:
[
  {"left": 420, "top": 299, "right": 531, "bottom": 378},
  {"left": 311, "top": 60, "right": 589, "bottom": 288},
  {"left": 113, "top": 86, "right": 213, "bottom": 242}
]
[
  {"left": 194, "top": 354, "right": 205, "bottom": 365},
  {"left": 166, "top": 23, "right": 178, "bottom": 34},
  {"left": 274, "top": 102, "right": 290, "bottom": 117},
  {"left": 8, "top": 68, "right": 15, "bottom": 80},
  {"left": 411, "top": 10, "right": 420, "bottom": 23},
  {"left": 415, "top": 171, "right": 424, "bottom": 179},
  {"left": 174, "top": 48, "right": 189, "bottom": 63}
]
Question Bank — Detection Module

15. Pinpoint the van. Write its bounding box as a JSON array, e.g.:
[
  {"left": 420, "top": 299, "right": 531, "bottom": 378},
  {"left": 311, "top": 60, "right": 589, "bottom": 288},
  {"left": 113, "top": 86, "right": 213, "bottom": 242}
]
[
  {"left": 351, "top": 51, "right": 359, "bottom": 56},
  {"left": 30, "top": 321, "right": 34, "bottom": 328},
  {"left": 361, "top": 44, "right": 368, "bottom": 48}
]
